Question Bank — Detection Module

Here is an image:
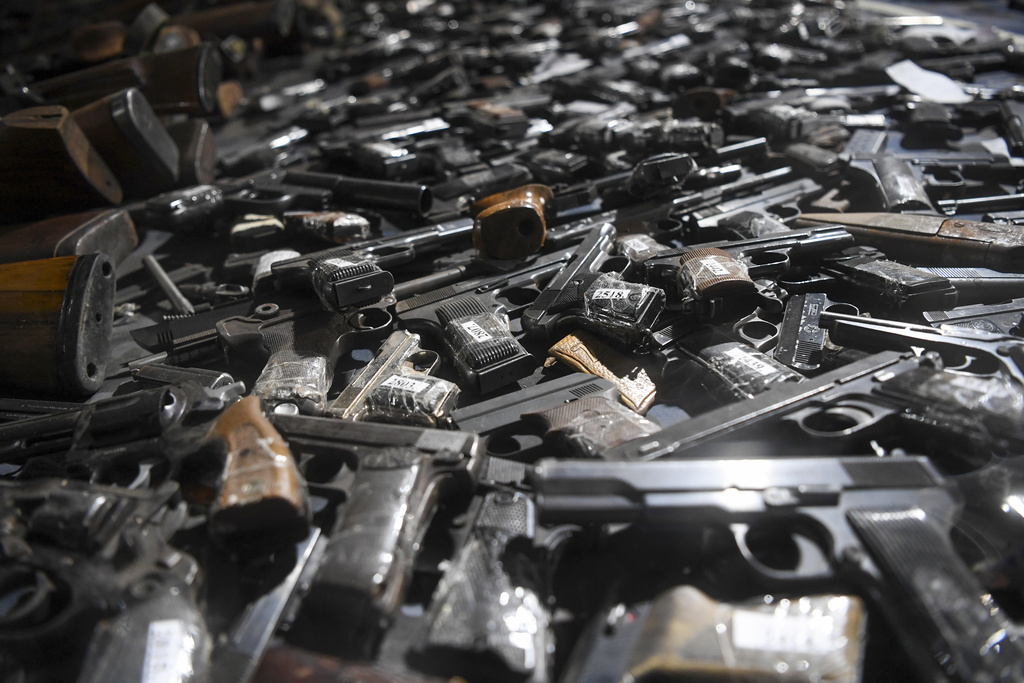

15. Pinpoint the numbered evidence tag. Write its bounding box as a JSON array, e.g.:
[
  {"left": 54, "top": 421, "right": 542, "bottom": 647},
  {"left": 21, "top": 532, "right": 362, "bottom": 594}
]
[
  {"left": 617, "top": 588, "right": 865, "bottom": 683},
  {"left": 700, "top": 342, "right": 803, "bottom": 400},
  {"left": 582, "top": 273, "right": 666, "bottom": 348},
  {"left": 678, "top": 247, "right": 754, "bottom": 300},
  {"left": 460, "top": 319, "right": 495, "bottom": 343},
  {"left": 366, "top": 372, "right": 460, "bottom": 427},
  {"left": 141, "top": 620, "right": 193, "bottom": 683}
]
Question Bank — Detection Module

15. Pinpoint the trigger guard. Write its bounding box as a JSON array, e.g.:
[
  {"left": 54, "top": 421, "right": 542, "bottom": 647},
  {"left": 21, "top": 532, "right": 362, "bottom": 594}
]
[
  {"left": 786, "top": 400, "right": 894, "bottom": 440},
  {"left": 730, "top": 523, "right": 832, "bottom": 582}
]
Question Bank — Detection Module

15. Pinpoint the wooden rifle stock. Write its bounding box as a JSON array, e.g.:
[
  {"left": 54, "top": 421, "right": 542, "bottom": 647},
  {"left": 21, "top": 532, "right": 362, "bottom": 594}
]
[
  {"left": 175, "top": 0, "right": 296, "bottom": 40},
  {"left": 31, "top": 43, "right": 223, "bottom": 116},
  {"left": 71, "top": 88, "right": 179, "bottom": 198},
  {"left": 0, "top": 105, "right": 122, "bottom": 222},
  {"left": 0, "top": 209, "right": 138, "bottom": 265},
  {"left": 165, "top": 118, "right": 218, "bottom": 185},
  {"left": 0, "top": 254, "right": 115, "bottom": 396}
]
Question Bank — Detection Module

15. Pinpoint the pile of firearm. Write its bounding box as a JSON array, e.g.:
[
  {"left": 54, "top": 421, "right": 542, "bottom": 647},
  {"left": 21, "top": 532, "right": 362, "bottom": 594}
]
[{"left": 4, "top": 0, "right": 1024, "bottom": 681}]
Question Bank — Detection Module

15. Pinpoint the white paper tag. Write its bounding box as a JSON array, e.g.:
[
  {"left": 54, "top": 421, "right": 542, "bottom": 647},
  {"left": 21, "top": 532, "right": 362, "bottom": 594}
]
[
  {"left": 381, "top": 375, "right": 430, "bottom": 394},
  {"left": 884, "top": 59, "right": 972, "bottom": 105},
  {"left": 700, "top": 257, "right": 731, "bottom": 277},
  {"left": 461, "top": 320, "right": 494, "bottom": 342},
  {"left": 141, "top": 620, "right": 188, "bottom": 683},
  {"left": 592, "top": 288, "right": 631, "bottom": 300},
  {"left": 723, "top": 346, "right": 776, "bottom": 376},
  {"left": 732, "top": 609, "right": 836, "bottom": 655},
  {"left": 324, "top": 258, "right": 358, "bottom": 269},
  {"left": 624, "top": 236, "right": 653, "bottom": 252}
]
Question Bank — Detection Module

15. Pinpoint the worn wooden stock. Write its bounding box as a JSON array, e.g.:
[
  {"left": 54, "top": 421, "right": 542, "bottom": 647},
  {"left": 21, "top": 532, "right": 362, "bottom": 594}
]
[
  {"left": 0, "top": 209, "right": 138, "bottom": 265},
  {"left": 72, "top": 87, "right": 180, "bottom": 198},
  {"left": 0, "top": 106, "right": 122, "bottom": 222},
  {"left": 0, "top": 254, "right": 115, "bottom": 396},
  {"left": 176, "top": 0, "right": 296, "bottom": 40},
  {"left": 31, "top": 43, "right": 223, "bottom": 116},
  {"left": 165, "top": 118, "right": 218, "bottom": 185}
]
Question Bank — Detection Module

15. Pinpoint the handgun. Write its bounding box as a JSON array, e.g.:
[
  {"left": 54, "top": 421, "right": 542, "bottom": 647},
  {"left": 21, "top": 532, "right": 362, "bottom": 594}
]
[
  {"left": 530, "top": 454, "right": 1024, "bottom": 683},
  {"left": 0, "top": 385, "right": 189, "bottom": 476},
  {"left": 560, "top": 586, "right": 866, "bottom": 683},
  {"left": 521, "top": 393, "right": 661, "bottom": 459},
  {"left": 216, "top": 295, "right": 393, "bottom": 415},
  {"left": 268, "top": 413, "right": 482, "bottom": 657},
  {"left": 915, "top": 266, "right": 1024, "bottom": 307},
  {"left": 270, "top": 216, "right": 474, "bottom": 312},
  {"left": 820, "top": 310, "right": 1024, "bottom": 387},
  {"left": 773, "top": 292, "right": 859, "bottom": 373},
  {"left": 661, "top": 328, "right": 805, "bottom": 402},
  {"left": 281, "top": 169, "right": 433, "bottom": 217},
  {"left": 838, "top": 128, "right": 933, "bottom": 212},
  {"left": 451, "top": 372, "right": 620, "bottom": 463},
  {"left": 602, "top": 349, "right": 1024, "bottom": 465},
  {"left": 797, "top": 212, "right": 1024, "bottom": 272},
  {"left": 412, "top": 488, "right": 551, "bottom": 683},
  {"left": 327, "top": 329, "right": 460, "bottom": 427},
  {"left": 0, "top": 479, "right": 209, "bottom": 683},
  {"left": 546, "top": 330, "right": 659, "bottom": 414},
  {"left": 923, "top": 297, "right": 1024, "bottom": 336},
  {"left": 471, "top": 184, "right": 554, "bottom": 260},
  {"left": 395, "top": 250, "right": 572, "bottom": 394},
  {"left": 521, "top": 223, "right": 666, "bottom": 348},
  {"left": 644, "top": 226, "right": 854, "bottom": 319},
  {"left": 814, "top": 246, "right": 959, "bottom": 313},
  {"left": 680, "top": 176, "right": 823, "bottom": 236},
  {"left": 204, "top": 395, "right": 310, "bottom": 550}
]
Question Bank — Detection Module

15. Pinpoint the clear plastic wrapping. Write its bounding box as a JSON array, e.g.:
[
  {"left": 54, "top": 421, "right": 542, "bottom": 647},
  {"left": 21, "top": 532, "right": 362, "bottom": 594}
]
[
  {"left": 252, "top": 350, "right": 330, "bottom": 414},
  {"left": 581, "top": 272, "right": 665, "bottom": 347},
  {"left": 77, "top": 584, "right": 210, "bottom": 683},
  {"left": 364, "top": 368, "right": 460, "bottom": 427},
  {"left": 441, "top": 310, "right": 534, "bottom": 394},
  {"left": 624, "top": 587, "right": 865, "bottom": 683},
  {"left": 876, "top": 365, "right": 1024, "bottom": 456},
  {"left": 527, "top": 394, "right": 659, "bottom": 459},
  {"left": 697, "top": 341, "right": 805, "bottom": 400}
]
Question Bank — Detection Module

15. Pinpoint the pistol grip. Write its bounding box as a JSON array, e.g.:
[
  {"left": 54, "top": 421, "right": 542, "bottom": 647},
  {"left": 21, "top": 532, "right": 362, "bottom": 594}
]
[
  {"left": 524, "top": 395, "right": 660, "bottom": 459},
  {"left": 418, "top": 490, "right": 549, "bottom": 680},
  {"left": 849, "top": 505, "right": 1024, "bottom": 680},
  {"left": 208, "top": 396, "right": 310, "bottom": 546}
]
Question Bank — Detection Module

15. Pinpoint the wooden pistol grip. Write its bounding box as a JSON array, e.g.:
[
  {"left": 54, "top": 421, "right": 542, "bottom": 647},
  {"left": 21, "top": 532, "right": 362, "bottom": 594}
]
[
  {"left": 471, "top": 184, "right": 552, "bottom": 260},
  {"left": 548, "top": 330, "right": 657, "bottom": 414},
  {"left": 208, "top": 396, "right": 310, "bottom": 544}
]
